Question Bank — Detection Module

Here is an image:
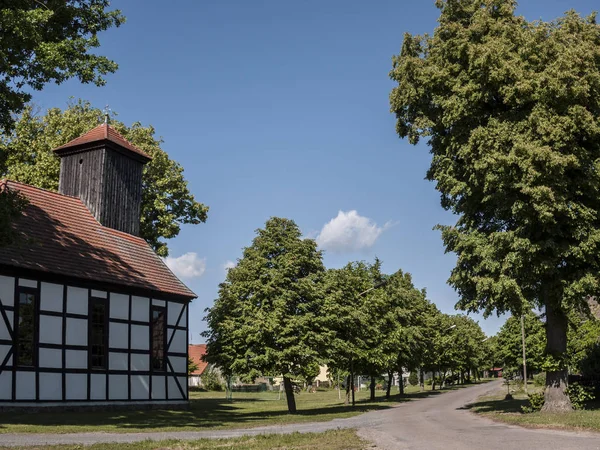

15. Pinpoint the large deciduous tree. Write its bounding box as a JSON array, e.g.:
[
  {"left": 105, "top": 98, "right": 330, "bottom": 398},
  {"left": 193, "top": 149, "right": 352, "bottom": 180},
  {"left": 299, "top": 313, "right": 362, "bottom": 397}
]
[
  {"left": 390, "top": 0, "right": 600, "bottom": 411},
  {"left": 0, "top": 0, "right": 124, "bottom": 247},
  {"left": 203, "top": 217, "right": 326, "bottom": 413},
  {"left": 1, "top": 101, "right": 208, "bottom": 256}
]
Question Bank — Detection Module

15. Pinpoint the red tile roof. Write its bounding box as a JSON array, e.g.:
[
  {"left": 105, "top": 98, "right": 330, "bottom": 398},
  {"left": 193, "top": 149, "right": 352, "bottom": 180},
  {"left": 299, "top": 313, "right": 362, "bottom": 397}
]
[
  {"left": 0, "top": 180, "right": 195, "bottom": 300},
  {"left": 189, "top": 344, "right": 208, "bottom": 375},
  {"left": 53, "top": 123, "right": 152, "bottom": 161}
]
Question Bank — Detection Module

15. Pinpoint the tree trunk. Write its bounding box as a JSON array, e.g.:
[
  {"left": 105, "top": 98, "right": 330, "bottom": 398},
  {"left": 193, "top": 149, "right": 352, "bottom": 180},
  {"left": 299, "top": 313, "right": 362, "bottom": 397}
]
[
  {"left": 386, "top": 371, "right": 392, "bottom": 399},
  {"left": 370, "top": 376, "right": 376, "bottom": 401},
  {"left": 283, "top": 376, "right": 297, "bottom": 413},
  {"left": 419, "top": 367, "right": 424, "bottom": 392},
  {"left": 542, "top": 302, "right": 573, "bottom": 412},
  {"left": 350, "top": 359, "right": 356, "bottom": 406},
  {"left": 345, "top": 375, "right": 350, "bottom": 405},
  {"left": 432, "top": 371, "right": 436, "bottom": 391}
]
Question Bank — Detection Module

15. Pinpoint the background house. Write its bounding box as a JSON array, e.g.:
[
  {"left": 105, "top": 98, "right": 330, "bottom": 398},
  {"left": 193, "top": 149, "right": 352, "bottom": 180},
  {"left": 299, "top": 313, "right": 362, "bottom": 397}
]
[
  {"left": 0, "top": 123, "right": 195, "bottom": 407},
  {"left": 188, "top": 344, "right": 209, "bottom": 387}
]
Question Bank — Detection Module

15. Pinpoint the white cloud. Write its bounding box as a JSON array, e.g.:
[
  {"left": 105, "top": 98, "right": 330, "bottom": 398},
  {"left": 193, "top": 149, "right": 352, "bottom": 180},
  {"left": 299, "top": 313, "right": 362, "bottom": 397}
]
[
  {"left": 223, "top": 260, "right": 236, "bottom": 270},
  {"left": 164, "top": 252, "right": 206, "bottom": 279},
  {"left": 316, "top": 210, "right": 391, "bottom": 253}
]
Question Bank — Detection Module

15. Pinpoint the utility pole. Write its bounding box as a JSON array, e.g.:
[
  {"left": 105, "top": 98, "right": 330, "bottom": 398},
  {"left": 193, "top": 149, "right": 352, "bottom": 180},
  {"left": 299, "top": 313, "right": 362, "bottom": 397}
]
[{"left": 521, "top": 314, "right": 528, "bottom": 395}]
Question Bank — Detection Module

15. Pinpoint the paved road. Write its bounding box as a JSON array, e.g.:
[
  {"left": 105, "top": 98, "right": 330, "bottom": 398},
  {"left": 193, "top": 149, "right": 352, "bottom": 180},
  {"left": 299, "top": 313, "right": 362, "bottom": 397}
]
[
  {"left": 0, "top": 381, "right": 598, "bottom": 448},
  {"left": 358, "top": 380, "right": 600, "bottom": 450}
]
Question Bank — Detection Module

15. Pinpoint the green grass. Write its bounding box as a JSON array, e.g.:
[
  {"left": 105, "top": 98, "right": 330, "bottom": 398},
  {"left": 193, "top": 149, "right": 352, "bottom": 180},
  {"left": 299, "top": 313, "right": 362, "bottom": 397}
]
[
  {"left": 0, "top": 383, "right": 477, "bottom": 434},
  {"left": 0, "top": 429, "right": 368, "bottom": 450},
  {"left": 466, "top": 386, "right": 600, "bottom": 433}
]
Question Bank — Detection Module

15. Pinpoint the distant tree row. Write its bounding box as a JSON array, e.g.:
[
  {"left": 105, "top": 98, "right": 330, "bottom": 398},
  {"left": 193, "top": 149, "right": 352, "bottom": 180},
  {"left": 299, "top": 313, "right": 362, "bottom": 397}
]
[{"left": 203, "top": 217, "right": 489, "bottom": 414}]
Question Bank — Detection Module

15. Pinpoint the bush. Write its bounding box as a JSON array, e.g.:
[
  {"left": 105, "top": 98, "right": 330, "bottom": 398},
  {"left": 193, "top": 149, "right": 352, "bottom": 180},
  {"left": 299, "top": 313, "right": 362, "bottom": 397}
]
[
  {"left": 521, "top": 392, "right": 545, "bottom": 413},
  {"left": 533, "top": 372, "right": 545, "bottom": 387},
  {"left": 408, "top": 371, "right": 419, "bottom": 386},
  {"left": 567, "top": 383, "right": 596, "bottom": 410},
  {"left": 201, "top": 368, "right": 224, "bottom": 391},
  {"left": 424, "top": 378, "right": 433, "bottom": 386}
]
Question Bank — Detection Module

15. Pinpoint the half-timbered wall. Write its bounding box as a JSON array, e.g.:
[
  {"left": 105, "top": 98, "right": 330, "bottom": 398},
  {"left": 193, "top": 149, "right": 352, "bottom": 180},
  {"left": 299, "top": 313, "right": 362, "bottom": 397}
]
[{"left": 0, "top": 274, "right": 189, "bottom": 404}]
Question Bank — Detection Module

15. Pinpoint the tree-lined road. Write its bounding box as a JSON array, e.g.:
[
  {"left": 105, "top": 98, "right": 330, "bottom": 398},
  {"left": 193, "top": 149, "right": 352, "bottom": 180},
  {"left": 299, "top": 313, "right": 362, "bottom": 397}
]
[{"left": 1, "top": 381, "right": 598, "bottom": 448}]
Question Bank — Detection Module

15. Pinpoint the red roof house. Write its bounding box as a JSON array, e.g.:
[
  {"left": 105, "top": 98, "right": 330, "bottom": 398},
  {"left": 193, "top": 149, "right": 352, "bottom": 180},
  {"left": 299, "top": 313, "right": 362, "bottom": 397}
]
[{"left": 188, "top": 344, "right": 209, "bottom": 376}]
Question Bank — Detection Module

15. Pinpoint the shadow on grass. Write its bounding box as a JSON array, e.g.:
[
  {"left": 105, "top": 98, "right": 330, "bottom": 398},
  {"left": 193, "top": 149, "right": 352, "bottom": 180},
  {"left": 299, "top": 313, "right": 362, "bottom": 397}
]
[{"left": 0, "top": 382, "right": 493, "bottom": 432}]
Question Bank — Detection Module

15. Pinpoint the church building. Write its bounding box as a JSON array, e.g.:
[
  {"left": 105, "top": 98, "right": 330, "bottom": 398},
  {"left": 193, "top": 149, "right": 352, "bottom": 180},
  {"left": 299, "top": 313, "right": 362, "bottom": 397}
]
[{"left": 0, "top": 122, "right": 195, "bottom": 407}]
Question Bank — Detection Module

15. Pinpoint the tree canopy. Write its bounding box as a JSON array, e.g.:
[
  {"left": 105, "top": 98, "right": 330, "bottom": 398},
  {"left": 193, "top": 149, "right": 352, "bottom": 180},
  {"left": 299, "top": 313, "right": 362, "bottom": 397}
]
[
  {"left": 390, "top": 0, "right": 600, "bottom": 411},
  {"left": 0, "top": 1, "right": 124, "bottom": 247},
  {"left": 203, "top": 217, "right": 326, "bottom": 413},
  {"left": 1, "top": 100, "right": 208, "bottom": 256},
  {"left": 0, "top": 0, "right": 123, "bottom": 133}
]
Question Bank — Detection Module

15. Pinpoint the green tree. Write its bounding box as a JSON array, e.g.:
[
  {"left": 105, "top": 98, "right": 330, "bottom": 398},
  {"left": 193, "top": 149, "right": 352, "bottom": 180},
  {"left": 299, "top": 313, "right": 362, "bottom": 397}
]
[
  {"left": 322, "top": 261, "right": 379, "bottom": 405},
  {"left": 390, "top": 0, "right": 600, "bottom": 411},
  {"left": 378, "top": 269, "right": 430, "bottom": 397},
  {"left": 0, "top": 1, "right": 124, "bottom": 247},
  {"left": 496, "top": 313, "right": 546, "bottom": 377},
  {"left": 1, "top": 101, "right": 208, "bottom": 256},
  {"left": 188, "top": 357, "right": 199, "bottom": 375},
  {"left": 203, "top": 217, "right": 326, "bottom": 413}
]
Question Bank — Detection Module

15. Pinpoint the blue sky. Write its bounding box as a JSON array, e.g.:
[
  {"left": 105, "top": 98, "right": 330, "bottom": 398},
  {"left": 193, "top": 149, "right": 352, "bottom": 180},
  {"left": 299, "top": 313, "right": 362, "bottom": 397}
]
[{"left": 31, "top": 0, "right": 598, "bottom": 340}]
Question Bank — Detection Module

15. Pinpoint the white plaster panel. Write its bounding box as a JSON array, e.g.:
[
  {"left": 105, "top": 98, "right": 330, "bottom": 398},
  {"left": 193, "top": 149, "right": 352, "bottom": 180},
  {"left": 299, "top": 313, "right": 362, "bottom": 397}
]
[
  {"left": 109, "top": 352, "right": 128, "bottom": 371},
  {"left": 168, "top": 329, "right": 186, "bottom": 354},
  {"left": 91, "top": 290, "right": 107, "bottom": 299},
  {"left": 167, "top": 302, "right": 184, "bottom": 326},
  {"left": 18, "top": 278, "right": 36, "bottom": 288},
  {"left": 0, "top": 371, "right": 11, "bottom": 400},
  {"left": 66, "top": 350, "right": 87, "bottom": 369},
  {"left": 179, "top": 377, "right": 187, "bottom": 398},
  {"left": 151, "top": 376, "right": 165, "bottom": 400},
  {"left": 0, "top": 275, "right": 14, "bottom": 307},
  {"left": 179, "top": 304, "right": 187, "bottom": 327},
  {"left": 65, "top": 373, "right": 87, "bottom": 400},
  {"left": 131, "top": 375, "right": 150, "bottom": 400},
  {"left": 0, "top": 311, "right": 13, "bottom": 341},
  {"left": 39, "top": 372, "right": 61, "bottom": 400},
  {"left": 40, "top": 282, "right": 63, "bottom": 312},
  {"left": 110, "top": 293, "right": 129, "bottom": 320},
  {"left": 66, "top": 318, "right": 87, "bottom": 346},
  {"left": 131, "top": 353, "right": 149, "bottom": 371},
  {"left": 130, "top": 325, "right": 149, "bottom": 350},
  {"left": 152, "top": 299, "right": 165, "bottom": 307},
  {"left": 16, "top": 371, "right": 35, "bottom": 400},
  {"left": 168, "top": 376, "right": 183, "bottom": 399},
  {"left": 39, "top": 315, "right": 62, "bottom": 345},
  {"left": 109, "top": 322, "right": 128, "bottom": 349},
  {"left": 39, "top": 348, "right": 62, "bottom": 368},
  {"left": 169, "top": 356, "right": 187, "bottom": 374},
  {"left": 0, "top": 345, "right": 11, "bottom": 367},
  {"left": 131, "top": 296, "right": 149, "bottom": 322},
  {"left": 90, "top": 374, "right": 106, "bottom": 400},
  {"left": 66, "top": 286, "right": 88, "bottom": 315},
  {"left": 109, "top": 374, "right": 128, "bottom": 400}
]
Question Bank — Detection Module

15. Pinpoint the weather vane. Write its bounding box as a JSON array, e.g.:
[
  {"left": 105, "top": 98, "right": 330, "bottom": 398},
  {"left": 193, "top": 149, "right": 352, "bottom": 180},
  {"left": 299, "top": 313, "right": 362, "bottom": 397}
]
[{"left": 103, "top": 105, "right": 112, "bottom": 124}]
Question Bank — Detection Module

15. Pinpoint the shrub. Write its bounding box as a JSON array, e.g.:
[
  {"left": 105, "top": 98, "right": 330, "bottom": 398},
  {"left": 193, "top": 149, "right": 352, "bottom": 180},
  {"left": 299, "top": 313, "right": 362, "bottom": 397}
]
[
  {"left": 201, "top": 368, "right": 224, "bottom": 391},
  {"left": 567, "top": 383, "right": 596, "bottom": 410},
  {"left": 408, "top": 371, "right": 419, "bottom": 386},
  {"left": 521, "top": 392, "right": 545, "bottom": 413},
  {"left": 533, "top": 372, "right": 545, "bottom": 387},
  {"left": 424, "top": 378, "right": 433, "bottom": 386}
]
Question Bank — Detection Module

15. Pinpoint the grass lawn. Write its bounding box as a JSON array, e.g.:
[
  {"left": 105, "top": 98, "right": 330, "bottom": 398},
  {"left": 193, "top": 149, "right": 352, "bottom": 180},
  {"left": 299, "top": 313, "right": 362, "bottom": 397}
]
[
  {"left": 0, "top": 429, "right": 368, "bottom": 450},
  {"left": 0, "top": 382, "right": 487, "bottom": 434},
  {"left": 466, "top": 384, "right": 600, "bottom": 433}
]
